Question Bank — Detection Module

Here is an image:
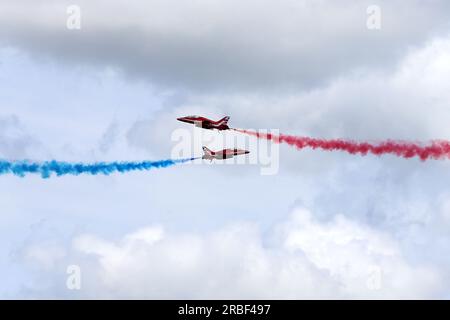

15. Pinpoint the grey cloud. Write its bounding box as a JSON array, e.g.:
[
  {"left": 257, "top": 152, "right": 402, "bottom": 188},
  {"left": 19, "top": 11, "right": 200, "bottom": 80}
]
[
  {"left": 98, "top": 121, "right": 119, "bottom": 154},
  {"left": 0, "top": 115, "right": 46, "bottom": 158},
  {"left": 1, "top": 0, "right": 449, "bottom": 92}
]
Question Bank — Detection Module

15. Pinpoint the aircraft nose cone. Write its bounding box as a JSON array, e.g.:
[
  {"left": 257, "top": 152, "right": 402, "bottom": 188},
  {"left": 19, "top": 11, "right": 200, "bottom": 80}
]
[{"left": 245, "top": 151, "right": 250, "bottom": 154}]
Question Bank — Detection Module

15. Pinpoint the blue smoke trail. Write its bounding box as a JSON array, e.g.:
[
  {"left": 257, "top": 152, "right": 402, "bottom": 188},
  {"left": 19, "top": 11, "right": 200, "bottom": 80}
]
[{"left": 0, "top": 158, "right": 197, "bottom": 178}]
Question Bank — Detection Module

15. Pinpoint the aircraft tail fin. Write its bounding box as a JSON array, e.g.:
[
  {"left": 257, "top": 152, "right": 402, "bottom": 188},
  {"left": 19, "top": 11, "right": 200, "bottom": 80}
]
[
  {"left": 218, "top": 116, "right": 230, "bottom": 125},
  {"left": 202, "top": 146, "right": 214, "bottom": 160}
]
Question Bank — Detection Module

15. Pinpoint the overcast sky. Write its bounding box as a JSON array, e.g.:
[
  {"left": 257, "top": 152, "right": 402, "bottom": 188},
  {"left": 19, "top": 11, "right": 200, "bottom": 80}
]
[{"left": 1, "top": 0, "right": 450, "bottom": 298}]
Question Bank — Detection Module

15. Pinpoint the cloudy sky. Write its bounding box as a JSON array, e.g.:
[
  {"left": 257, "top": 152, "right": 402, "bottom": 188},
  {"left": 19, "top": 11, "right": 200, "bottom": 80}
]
[{"left": 1, "top": 0, "right": 450, "bottom": 299}]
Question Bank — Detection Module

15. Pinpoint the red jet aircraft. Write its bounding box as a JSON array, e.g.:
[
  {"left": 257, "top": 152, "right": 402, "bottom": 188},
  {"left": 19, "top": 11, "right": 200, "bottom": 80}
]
[
  {"left": 177, "top": 115, "right": 230, "bottom": 130},
  {"left": 202, "top": 146, "right": 250, "bottom": 161}
]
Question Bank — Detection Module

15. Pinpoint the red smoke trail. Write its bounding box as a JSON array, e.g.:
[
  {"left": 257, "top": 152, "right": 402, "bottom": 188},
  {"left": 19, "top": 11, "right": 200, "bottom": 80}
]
[{"left": 233, "top": 129, "right": 450, "bottom": 161}]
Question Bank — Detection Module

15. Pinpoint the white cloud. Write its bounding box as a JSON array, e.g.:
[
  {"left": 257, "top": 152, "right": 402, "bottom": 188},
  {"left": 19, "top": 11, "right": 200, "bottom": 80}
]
[
  {"left": 279, "top": 209, "right": 440, "bottom": 298},
  {"left": 17, "top": 207, "right": 442, "bottom": 299}
]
